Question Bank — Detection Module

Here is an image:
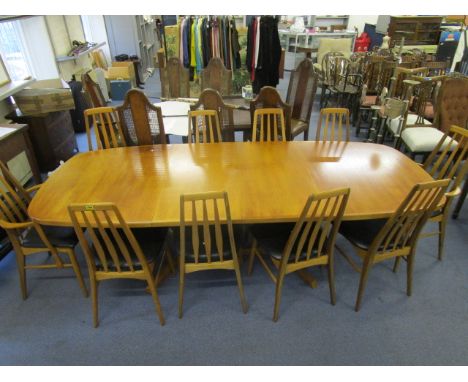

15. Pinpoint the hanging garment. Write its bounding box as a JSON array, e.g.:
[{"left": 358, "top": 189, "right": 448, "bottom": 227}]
[
  {"left": 190, "top": 18, "right": 196, "bottom": 70},
  {"left": 195, "top": 17, "right": 204, "bottom": 77},
  {"left": 179, "top": 18, "right": 185, "bottom": 64},
  {"left": 182, "top": 18, "right": 189, "bottom": 68},
  {"left": 254, "top": 16, "right": 261, "bottom": 70},
  {"left": 230, "top": 18, "right": 241, "bottom": 69}
]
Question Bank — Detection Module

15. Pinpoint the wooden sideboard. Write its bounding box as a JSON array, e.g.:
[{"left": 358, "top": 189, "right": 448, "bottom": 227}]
[{"left": 6, "top": 109, "right": 78, "bottom": 172}]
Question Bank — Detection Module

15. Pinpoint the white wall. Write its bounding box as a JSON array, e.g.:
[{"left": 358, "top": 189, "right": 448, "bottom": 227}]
[
  {"left": 348, "top": 15, "right": 379, "bottom": 35},
  {"left": 20, "top": 16, "right": 59, "bottom": 80}
]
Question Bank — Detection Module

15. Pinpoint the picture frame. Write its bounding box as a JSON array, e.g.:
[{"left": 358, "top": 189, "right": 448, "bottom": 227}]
[{"left": 0, "top": 55, "right": 11, "bottom": 87}]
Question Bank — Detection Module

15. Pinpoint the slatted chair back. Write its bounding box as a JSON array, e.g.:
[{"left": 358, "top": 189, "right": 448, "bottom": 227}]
[
  {"left": 0, "top": 161, "right": 31, "bottom": 205},
  {"left": 84, "top": 107, "right": 126, "bottom": 151},
  {"left": 281, "top": 188, "right": 350, "bottom": 268},
  {"left": 316, "top": 108, "right": 351, "bottom": 142},
  {"left": 364, "top": 55, "right": 386, "bottom": 93},
  {"left": 390, "top": 67, "right": 429, "bottom": 99},
  {"left": 252, "top": 108, "right": 286, "bottom": 142},
  {"left": 116, "top": 89, "right": 167, "bottom": 145},
  {"left": 286, "top": 58, "right": 319, "bottom": 123},
  {"left": 188, "top": 110, "right": 223, "bottom": 143},
  {"left": 166, "top": 57, "right": 190, "bottom": 98},
  {"left": 0, "top": 171, "right": 29, "bottom": 226},
  {"left": 250, "top": 86, "right": 292, "bottom": 140},
  {"left": 368, "top": 179, "right": 450, "bottom": 257},
  {"left": 323, "top": 53, "right": 349, "bottom": 88},
  {"left": 190, "top": 88, "right": 234, "bottom": 140},
  {"left": 422, "top": 125, "right": 468, "bottom": 190},
  {"left": 410, "top": 76, "right": 445, "bottom": 124},
  {"left": 200, "top": 57, "right": 232, "bottom": 96},
  {"left": 81, "top": 72, "right": 106, "bottom": 108},
  {"left": 68, "top": 203, "right": 150, "bottom": 274},
  {"left": 179, "top": 191, "right": 237, "bottom": 265}
]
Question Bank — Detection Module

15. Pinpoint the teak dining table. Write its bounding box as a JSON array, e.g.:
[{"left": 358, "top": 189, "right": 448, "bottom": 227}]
[{"left": 28, "top": 141, "right": 434, "bottom": 227}]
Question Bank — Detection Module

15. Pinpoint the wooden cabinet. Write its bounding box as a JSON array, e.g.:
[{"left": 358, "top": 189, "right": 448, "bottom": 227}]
[
  {"left": 388, "top": 16, "right": 443, "bottom": 46},
  {"left": 6, "top": 110, "right": 77, "bottom": 172}
]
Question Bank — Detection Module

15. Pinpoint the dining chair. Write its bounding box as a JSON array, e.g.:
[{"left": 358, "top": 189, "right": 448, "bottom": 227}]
[
  {"left": 188, "top": 109, "right": 223, "bottom": 143},
  {"left": 166, "top": 57, "right": 190, "bottom": 98},
  {"left": 177, "top": 191, "right": 248, "bottom": 318},
  {"left": 84, "top": 107, "right": 126, "bottom": 151},
  {"left": 285, "top": 58, "right": 319, "bottom": 140},
  {"left": 200, "top": 57, "right": 232, "bottom": 96},
  {"left": 414, "top": 125, "right": 468, "bottom": 261},
  {"left": 318, "top": 53, "right": 348, "bottom": 108},
  {"left": 379, "top": 97, "right": 410, "bottom": 146},
  {"left": 0, "top": 163, "right": 87, "bottom": 300},
  {"left": 250, "top": 86, "right": 292, "bottom": 140},
  {"left": 388, "top": 66, "right": 429, "bottom": 100},
  {"left": 316, "top": 108, "right": 351, "bottom": 143},
  {"left": 338, "top": 179, "right": 450, "bottom": 311},
  {"left": 399, "top": 76, "right": 468, "bottom": 160},
  {"left": 68, "top": 202, "right": 170, "bottom": 327},
  {"left": 81, "top": 71, "right": 107, "bottom": 108},
  {"left": 116, "top": 89, "right": 168, "bottom": 146},
  {"left": 247, "top": 188, "right": 350, "bottom": 321},
  {"left": 251, "top": 108, "right": 286, "bottom": 142}
]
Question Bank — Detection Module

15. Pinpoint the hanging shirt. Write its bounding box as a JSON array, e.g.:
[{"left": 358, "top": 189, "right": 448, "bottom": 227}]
[
  {"left": 254, "top": 16, "right": 261, "bottom": 69},
  {"left": 190, "top": 19, "right": 196, "bottom": 70},
  {"left": 195, "top": 17, "right": 204, "bottom": 77}
]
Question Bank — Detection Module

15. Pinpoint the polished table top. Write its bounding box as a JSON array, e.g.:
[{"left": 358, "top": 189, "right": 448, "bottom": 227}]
[{"left": 28, "top": 141, "right": 433, "bottom": 227}]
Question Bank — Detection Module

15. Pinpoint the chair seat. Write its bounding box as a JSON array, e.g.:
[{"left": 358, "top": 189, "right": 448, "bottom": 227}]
[
  {"left": 339, "top": 219, "right": 388, "bottom": 251},
  {"left": 21, "top": 225, "right": 78, "bottom": 249},
  {"left": 291, "top": 119, "right": 308, "bottom": 137},
  {"left": 95, "top": 227, "right": 168, "bottom": 271},
  {"left": 401, "top": 127, "right": 457, "bottom": 153},
  {"left": 387, "top": 112, "right": 432, "bottom": 135},
  {"left": 251, "top": 223, "right": 321, "bottom": 263}
]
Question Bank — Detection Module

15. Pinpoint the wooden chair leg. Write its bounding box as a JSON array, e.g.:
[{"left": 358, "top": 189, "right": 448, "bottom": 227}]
[
  {"left": 247, "top": 239, "right": 257, "bottom": 276},
  {"left": 327, "top": 261, "right": 336, "bottom": 306},
  {"left": 15, "top": 251, "right": 27, "bottom": 300},
  {"left": 147, "top": 276, "right": 166, "bottom": 325},
  {"left": 178, "top": 263, "right": 185, "bottom": 319},
  {"left": 355, "top": 258, "right": 372, "bottom": 312},
  {"left": 91, "top": 277, "right": 99, "bottom": 328},
  {"left": 272, "top": 271, "right": 286, "bottom": 322},
  {"left": 438, "top": 220, "right": 446, "bottom": 261},
  {"left": 67, "top": 249, "right": 88, "bottom": 298},
  {"left": 407, "top": 253, "right": 415, "bottom": 297},
  {"left": 393, "top": 257, "right": 401, "bottom": 273},
  {"left": 233, "top": 258, "right": 248, "bottom": 314}
]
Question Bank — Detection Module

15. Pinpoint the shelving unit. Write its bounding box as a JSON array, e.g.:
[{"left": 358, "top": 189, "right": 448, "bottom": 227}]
[
  {"left": 55, "top": 42, "right": 106, "bottom": 62},
  {"left": 388, "top": 16, "right": 443, "bottom": 46}
]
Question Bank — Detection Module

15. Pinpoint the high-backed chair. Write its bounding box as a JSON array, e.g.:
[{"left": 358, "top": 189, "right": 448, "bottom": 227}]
[
  {"left": 200, "top": 57, "right": 232, "bottom": 96},
  {"left": 338, "top": 179, "right": 450, "bottom": 311},
  {"left": 251, "top": 108, "right": 286, "bottom": 142},
  {"left": 81, "top": 71, "right": 107, "bottom": 108},
  {"left": 313, "top": 38, "right": 353, "bottom": 73},
  {"left": 247, "top": 188, "right": 350, "bottom": 321},
  {"left": 250, "top": 87, "right": 292, "bottom": 140},
  {"left": 190, "top": 89, "right": 236, "bottom": 141},
  {"left": 380, "top": 98, "right": 410, "bottom": 146},
  {"left": 316, "top": 108, "right": 350, "bottom": 142},
  {"left": 400, "top": 76, "right": 468, "bottom": 159},
  {"left": 285, "top": 58, "right": 319, "bottom": 140},
  {"left": 418, "top": 125, "right": 468, "bottom": 260},
  {"left": 116, "top": 89, "right": 167, "bottom": 146},
  {"left": 318, "top": 53, "right": 348, "bottom": 108},
  {"left": 84, "top": 107, "right": 126, "bottom": 151},
  {"left": 188, "top": 110, "right": 223, "bottom": 143},
  {"left": 166, "top": 57, "right": 190, "bottom": 98},
  {"left": 388, "top": 66, "right": 429, "bottom": 100},
  {"left": 68, "top": 203, "right": 169, "bottom": 327},
  {"left": 0, "top": 163, "right": 87, "bottom": 300},
  {"left": 177, "top": 191, "right": 248, "bottom": 318}
]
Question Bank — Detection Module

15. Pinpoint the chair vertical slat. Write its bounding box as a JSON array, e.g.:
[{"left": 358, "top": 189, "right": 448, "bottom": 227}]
[
  {"left": 99, "top": 112, "right": 111, "bottom": 149},
  {"left": 85, "top": 112, "right": 93, "bottom": 151},
  {"left": 82, "top": 211, "right": 109, "bottom": 272},
  {"left": 295, "top": 200, "right": 320, "bottom": 262},
  {"left": 202, "top": 199, "right": 212, "bottom": 262},
  {"left": 0, "top": 195, "right": 18, "bottom": 223},
  {"left": 338, "top": 113, "right": 343, "bottom": 142},
  {"left": 92, "top": 210, "right": 122, "bottom": 272},
  {"left": 267, "top": 112, "right": 272, "bottom": 141},
  {"left": 316, "top": 196, "right": 341, "bottom": 257},
  {"left": 0, "top": 186, "right": 27, "bottom": 222},
  {"left": 306, "top": 198, "right": 331, "bottom": 260},
  {"left": 105, "top": 111, "right": 118, "bottom": 147},
  {"left": 260, "top": 114, "right": 264, "bottom": 142},
  {"left": 191, "top": 200, "right": 199, "bottom": 263},
  {"left": 213, "top": 198, "right": 224, "bottom": 260},
  {"left": 102, "top": 209, "right": 134, "bottom": 270},
  {"left": 92, "top": 114, "right": 102, "bottom": 150}
]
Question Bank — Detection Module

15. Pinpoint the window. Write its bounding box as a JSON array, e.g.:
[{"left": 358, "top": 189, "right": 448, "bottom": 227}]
[{"left": 0, "top": 20, "right": 32, "bottom": 81}]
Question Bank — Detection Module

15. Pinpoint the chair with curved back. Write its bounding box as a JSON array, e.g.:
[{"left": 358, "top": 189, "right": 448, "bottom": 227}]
[
  {"left": 250, "top": 86, "right": 292, "bottom": 140},
  {"left": 338, "top": 179, "right": 450, "bottom": 311},
  {"left": 177, "top": 191, "right": 248, "bottom": 318},
  {"left": 116, "top": 89, "right": 167, "bottom": 146},
  {"left": 316, "top": 108, "right": 351, "bottom": 143},
  {"left": 84, "top": 107, "right": 126, "bottom": 151},
  {"left": 200, "top": 57, "right": 232, "bottom": 96},
  {"left": 247, "top": 188, "right": 350, "bottom": 321},
  {"left": 0, "top": 162, "right": 87, "bottom": 300},
  {"left": 68, "top": 202, "right": 169, "bottom": 327},
  {"left": 251, "top": 108, "right": 286, "bottom": 142},
  {"left": 81, "top": 71, "right": 107, "bottom": 108},
  {"left": 188, "top": 109, "right": 223, "bottom": 143},
  {"left": 166, "top": 57, "right": 190, "bottom": 98},
  {"left": 285, "top": 58, "right": 319, "bottom": 140}
]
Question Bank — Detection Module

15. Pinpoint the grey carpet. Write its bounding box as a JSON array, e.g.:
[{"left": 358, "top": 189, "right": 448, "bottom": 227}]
[{"left": 1, "top": 71, "right": 467, "bottom": 366}]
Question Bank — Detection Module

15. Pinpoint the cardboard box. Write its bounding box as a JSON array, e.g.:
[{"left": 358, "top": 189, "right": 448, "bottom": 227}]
[
  {"left": 107, "top": 62, "right": 136, "bottom": 87},
  {"left": 13, "top": 79, "right": 74, "bottom": 116}
]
